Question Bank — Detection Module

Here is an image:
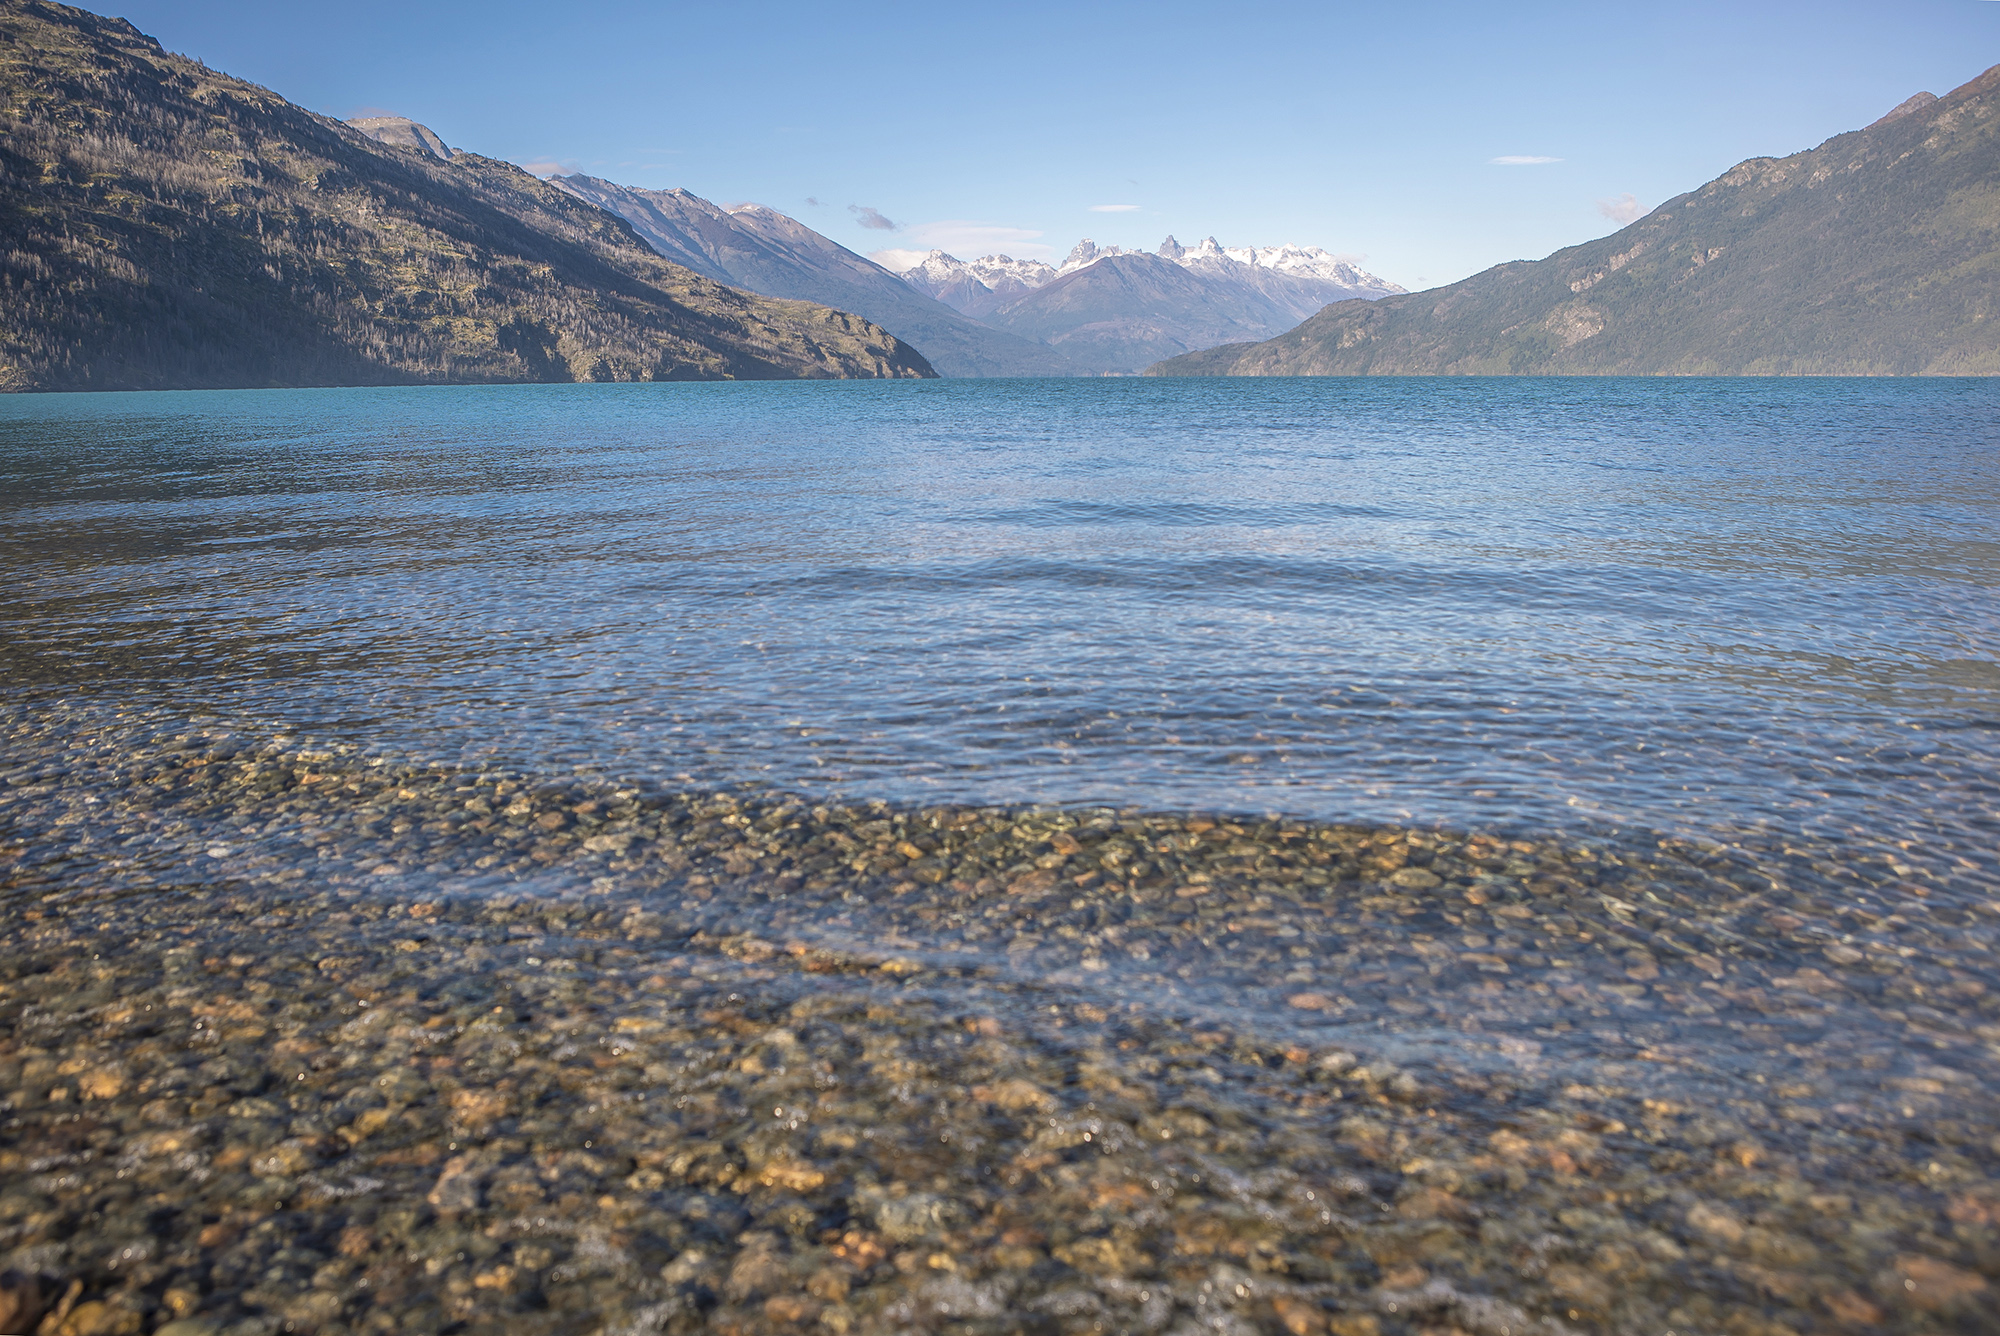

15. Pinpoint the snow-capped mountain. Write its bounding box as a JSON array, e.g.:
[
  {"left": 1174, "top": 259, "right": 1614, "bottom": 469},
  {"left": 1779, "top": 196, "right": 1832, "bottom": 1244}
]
[
  {"left": 547, "top": 177, "right": 1074, "bottom": 377},
  {"left": 1159, "top": 235, "right": 1399, "bottom": 295},
  {"left": 900, "top": 236, "right": 1405, "bottom": 372},
  {"left": 1062, "top": 236, "right": 1401, "bottom": 296},
  {"left": 897, "top": 251, "right": 1059, "bottom": 319}
]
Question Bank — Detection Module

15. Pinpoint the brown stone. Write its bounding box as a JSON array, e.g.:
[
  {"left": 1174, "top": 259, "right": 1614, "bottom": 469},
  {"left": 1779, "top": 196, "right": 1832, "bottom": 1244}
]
[
  {"left": 0, "top": 1274, "right": 41, "bottom": 1336},
  {"left": 76, "top": 1065, "right": 125, "bottom": 1101},
  {"left": 449, "top": 1087, "right": 511, "bottom": 1129},
  {"left": 1888, "top": 1254, "right": 1988, "bottom": 1312},
  {"left": 756, "top": 1159, "right": 827, "bottom": 1192},
  {"left": 1546, "top": 1263, "right": 1612, "bottom": 1313},
  {"left": 1823, "top": 1290, "right": 1882, "bottom": 1324},
  {"left": 427, "top": 1153, "right": 486, "bottom": 1213},
  {"left": 972, "top": 1078, "right": 1055, "bottom": 1113},
  {"left": 1270, "top": 1295, "right": 1327, "bottom": 1335},
  {"left": 251, "top": 1138, "right": 320, "bottom": 1177},
  {"left": 45, "top": 1301, "right": 142, "bottom": 1336},
  {"left": 764, "top": 1295, "right": 818, "bottom": 1323},
  {"left": 1686, "top": 1201, "right": 1746, "bottom": 1245}
]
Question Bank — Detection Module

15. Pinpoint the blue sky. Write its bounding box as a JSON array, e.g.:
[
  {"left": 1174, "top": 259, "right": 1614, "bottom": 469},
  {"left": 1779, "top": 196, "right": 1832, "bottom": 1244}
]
[{"left": 94, "top": 0, "right": 2000, "bottom": 291}]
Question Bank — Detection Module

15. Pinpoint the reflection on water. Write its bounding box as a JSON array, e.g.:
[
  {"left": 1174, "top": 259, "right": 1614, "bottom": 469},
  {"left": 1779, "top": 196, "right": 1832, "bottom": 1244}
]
[{"left": 1, "top": 378, "right": 1997, "bottom": 1335}]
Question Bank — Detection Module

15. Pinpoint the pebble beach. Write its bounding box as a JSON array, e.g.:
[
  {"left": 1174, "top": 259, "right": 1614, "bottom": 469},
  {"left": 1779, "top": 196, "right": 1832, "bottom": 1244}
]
[{"left": 3, "top": 706, "right": 1995, "bottom": 1336}]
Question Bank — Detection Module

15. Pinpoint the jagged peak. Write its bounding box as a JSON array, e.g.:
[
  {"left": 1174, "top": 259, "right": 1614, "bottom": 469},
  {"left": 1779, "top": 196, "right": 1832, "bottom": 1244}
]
[{"left": 1063, "top": 238, "right": 1104, "bottom": 270}]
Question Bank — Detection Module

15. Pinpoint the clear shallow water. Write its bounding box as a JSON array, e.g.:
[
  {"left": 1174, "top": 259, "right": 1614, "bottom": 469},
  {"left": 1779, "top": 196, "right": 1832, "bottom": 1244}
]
[
  {"left": 3, "top": 377, "right": 1997, "bottom": 872},
  {"left": 4, "top": 378, "right": 2000, "bottom": 1336}
]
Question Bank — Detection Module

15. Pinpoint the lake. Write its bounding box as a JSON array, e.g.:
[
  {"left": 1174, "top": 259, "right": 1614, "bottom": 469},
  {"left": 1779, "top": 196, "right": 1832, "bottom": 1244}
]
[{"left": 2, "top": 378, "right": 1996, "bottom": 1335}]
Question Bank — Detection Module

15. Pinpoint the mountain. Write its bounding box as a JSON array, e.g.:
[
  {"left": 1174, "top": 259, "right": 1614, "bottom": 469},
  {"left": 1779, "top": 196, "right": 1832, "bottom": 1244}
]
[
  {"left": 349, "top": 114, "right": 454, "bottom": 160},
  {"left": 959, "top": 237, "right": 1404, "bottom": 374},
  {"left": 0, "top": 1, "right": 931, "bottom": 391},
  {"left": 1150, "top": 66, "right": 2000, "bottom": 377},
  {"left": 549, "top": 176, "right": 1076, "bottom": 377},
  {"left": 897, "top": 252, "right": 1060, "bottom": 319},
  {"left": 1158, "top": 236, "right": 1404, "bottom": 320},
  {"left": 903, "top": 238, "right": 1400, "bottom": 341},
  {"left": 973, "top": 252, "right": 1278, "bottom": 373}
]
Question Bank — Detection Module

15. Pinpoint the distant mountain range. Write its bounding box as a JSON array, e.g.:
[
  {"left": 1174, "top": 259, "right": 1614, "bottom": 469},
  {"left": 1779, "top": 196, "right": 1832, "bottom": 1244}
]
[
  {"left": 547, "top": 170, "right": 1404, "bottom": 375},
  {"left": 28, "top": 0, "right": 1970, "bottom": 387},
  {"left": 1152, "top": 64, "right": 2000, "bottom": 377},
  {"left": 550, "top": 178, "right": 1412, "bottom": 376},
  {"left": 0, "top": 2, "right": 931, "bottom": 390},
  {"left": 0, "top": 0, "right": 1396, "bottom": 387},
  {"left": 548, "top": 176, "right": 1074, "bottom": 377},
  {"left": 898, "top": 253, "right": 1059, "bottom": 320},
  {"left": 898, "top": 238, "right": 1404, "bottom": 373}
]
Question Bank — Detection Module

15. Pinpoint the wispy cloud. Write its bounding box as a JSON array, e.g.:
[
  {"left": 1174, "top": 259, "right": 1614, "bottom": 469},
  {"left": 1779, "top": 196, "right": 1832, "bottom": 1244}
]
[
  {"left": 1089, "top": 204, "right": 1140, "bottom": 212},
  {"left": 518, "top": 157, "right": 578, "bottom": 178},
  {"left": 900, "top": 220, "right": 1053, "bottom": 260},
  {"left": 869, "top": 248, "right": 931, "bottom": 273},
  {"left": 1491, "top": 155, "right": 1562, "bottom": 166},
  {"left": 805, "top": 196, "right": 822, "bottom": 207},
  {"left": 849, "top": 205, "right": 901, "bottom": 230},
  {"left": 1596, "top": 192, "right": 1643, "bottom": 223}
]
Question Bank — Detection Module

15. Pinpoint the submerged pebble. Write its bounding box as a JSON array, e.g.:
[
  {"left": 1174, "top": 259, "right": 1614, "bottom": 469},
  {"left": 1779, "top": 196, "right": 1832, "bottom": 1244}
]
[{"left": 1, "top": 708, "right": 1997, "bottom": 1336}]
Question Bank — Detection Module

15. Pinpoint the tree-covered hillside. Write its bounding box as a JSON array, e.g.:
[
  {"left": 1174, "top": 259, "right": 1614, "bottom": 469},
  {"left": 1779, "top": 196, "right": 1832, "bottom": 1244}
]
[
  {"left": 0, "top": 0, "right": 933, "bottom": 391},
  {"left": 1151, "top": 66, "right": 2000, "bottom": 377}
]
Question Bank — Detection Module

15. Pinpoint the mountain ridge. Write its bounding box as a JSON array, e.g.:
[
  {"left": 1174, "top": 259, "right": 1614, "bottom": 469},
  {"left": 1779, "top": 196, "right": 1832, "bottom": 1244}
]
[
  {"left": 1149, "top": 67, "right": 2000, "bottom": 378},
  {"left": 897, "top": 252, "right": 1058, "bottom": 320},
  {"left": 0, "top": 1, "right": 932, "bottom": 390},
  {"left": 548, "top": 175, "right": 1075, "bottom": 377},
  {"left": 900, "top": 236, "right": 1404, "bottom": 373}
]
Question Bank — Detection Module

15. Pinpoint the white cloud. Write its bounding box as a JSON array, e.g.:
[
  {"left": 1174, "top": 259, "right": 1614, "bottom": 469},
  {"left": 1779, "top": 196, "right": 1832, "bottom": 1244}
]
[
  {"left": 900, "top": 220, "right": 1053, "bottom": 260},
  {"left": 1491, "top": 155, "right": 1562, "bottom": 165},
  {"left": 517, "top": 157, "right": 578, "bottom": 178},
  {"left": 1596, "top": 192, "right": 1643, "bottom": 223},
  {"left": 869, "top": 248, "right": 931, "bottom": 273},
  {"left": 1088, "top": 204, "right": 1140, "bottom": 212},
  {"left": 849, "top": 204, "right": 901, "bottom": 231}
]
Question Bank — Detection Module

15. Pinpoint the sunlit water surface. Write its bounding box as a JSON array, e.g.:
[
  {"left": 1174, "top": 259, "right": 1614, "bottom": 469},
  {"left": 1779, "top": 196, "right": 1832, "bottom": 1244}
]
[{"left": 4, "top": 377, "right": 1996, "bottom": 854}]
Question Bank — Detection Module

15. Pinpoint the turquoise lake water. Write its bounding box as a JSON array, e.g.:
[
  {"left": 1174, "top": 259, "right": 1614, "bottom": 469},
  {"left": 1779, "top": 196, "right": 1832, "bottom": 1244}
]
[{"left": 3, "top": 377, "right": 1995, "bottom": 891}]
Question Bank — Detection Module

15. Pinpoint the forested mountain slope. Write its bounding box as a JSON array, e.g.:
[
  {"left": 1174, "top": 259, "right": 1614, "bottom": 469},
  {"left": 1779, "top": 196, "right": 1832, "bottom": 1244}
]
[
  {"left": 1152, "top": 66, "right": 2000, "bottom": 377},
  {"left": 0, "top": 1, "right": 932, "bottom": 391},
  {"left": 553, "top": 176, "right": 1075, "bottom": 377}
]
